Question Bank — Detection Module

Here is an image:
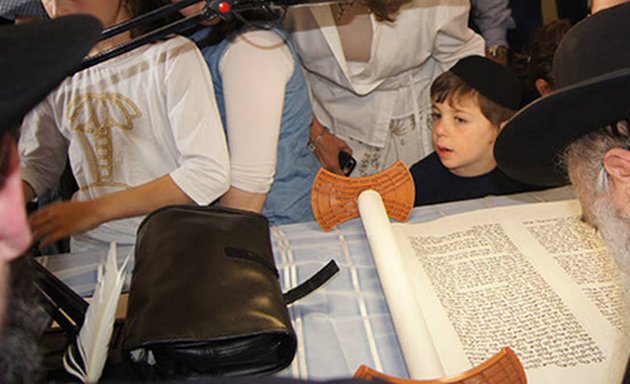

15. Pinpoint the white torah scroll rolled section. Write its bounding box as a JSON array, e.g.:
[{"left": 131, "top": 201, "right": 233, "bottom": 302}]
[{"left": 357, "top": 189, "right": 444, "bottom": 379}]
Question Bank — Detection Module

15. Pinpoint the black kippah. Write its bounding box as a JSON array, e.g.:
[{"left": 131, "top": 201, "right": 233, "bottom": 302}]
[{"left": 449, "top": 55, "right": 522, "bottom": 110}]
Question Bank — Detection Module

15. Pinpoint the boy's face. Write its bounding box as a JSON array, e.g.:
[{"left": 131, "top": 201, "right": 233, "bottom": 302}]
[{"left": 431, "top": 97, "right": 501, "bottom": 177}]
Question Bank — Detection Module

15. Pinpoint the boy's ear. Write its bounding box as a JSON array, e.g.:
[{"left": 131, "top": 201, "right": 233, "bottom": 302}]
[{"left": 603, "top": 148, "right": 630, "bottom": 186}]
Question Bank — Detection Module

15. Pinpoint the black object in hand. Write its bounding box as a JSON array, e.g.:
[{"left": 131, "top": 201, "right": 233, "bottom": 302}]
[{"left": 338, "top": 151, "right": 356, "bottom": 176}]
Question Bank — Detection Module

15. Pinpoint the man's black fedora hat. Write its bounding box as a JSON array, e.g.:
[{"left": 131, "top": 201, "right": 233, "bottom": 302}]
[
  {"left": 0, "top": 15, "right": 102, "bottom": 132},
  {"left": 494, "top": 2, "right": 630, "bottom": 186}
]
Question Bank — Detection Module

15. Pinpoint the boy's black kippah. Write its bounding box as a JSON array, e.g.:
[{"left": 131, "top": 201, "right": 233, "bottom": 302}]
[{"left": 449, "top": 55, "right": 522, "bottom": 110}]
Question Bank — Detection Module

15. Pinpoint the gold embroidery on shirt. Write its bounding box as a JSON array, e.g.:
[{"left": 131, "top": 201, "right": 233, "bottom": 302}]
[{"left": 67, "top": 93, "right": 141, "bottom": 191}]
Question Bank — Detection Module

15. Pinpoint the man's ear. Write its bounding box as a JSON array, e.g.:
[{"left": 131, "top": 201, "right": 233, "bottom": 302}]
[{"left": 603, "top": 148, "right": 630, "bottom": 185}]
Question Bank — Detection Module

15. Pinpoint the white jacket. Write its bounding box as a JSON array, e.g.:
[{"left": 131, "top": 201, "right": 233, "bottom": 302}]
[{"left": 285, "top": 0, "right": 484, "bottom": 151}]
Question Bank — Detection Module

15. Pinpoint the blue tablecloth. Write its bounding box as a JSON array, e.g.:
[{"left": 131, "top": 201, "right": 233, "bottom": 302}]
[{"left": 37, "top": 186, "right": 576, "bottom": 380}]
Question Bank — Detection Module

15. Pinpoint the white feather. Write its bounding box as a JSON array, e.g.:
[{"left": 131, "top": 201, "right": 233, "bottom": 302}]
[{"left": 63, "top": 242, "right": 132, "bottom": 383}]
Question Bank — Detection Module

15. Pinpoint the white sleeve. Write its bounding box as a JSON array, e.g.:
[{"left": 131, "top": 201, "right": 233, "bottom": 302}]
[
  {"left": 19, "top": 99, "right": 69, "bottom": 198},
  {"left": 165, "top": 37, "right": 230, "bottom": 205},
  {"left": 432, "top": 3, "right": 486, "bottom": 71},
  {"left": 219, "top": 30, "right": 293, "bottom": 194}
]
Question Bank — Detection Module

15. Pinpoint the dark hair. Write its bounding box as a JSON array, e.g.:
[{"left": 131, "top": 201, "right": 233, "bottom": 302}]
[
  {"left": 125, "top": 0, "right": 180, "bottom": 38},
  {"left": 511, "top": 19, "right": 572, "bottom": 105},
  {"left": 362, "top": 0, "right": 413, "bottom": 22},
  {"left": 430, "top": 71, "right": 517, "bottom": 127},
  {"left": 0, "top": 126, "right": 19, "bottom": 188}
]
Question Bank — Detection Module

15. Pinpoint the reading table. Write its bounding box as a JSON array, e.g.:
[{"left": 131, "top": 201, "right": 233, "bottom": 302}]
[{"left": 38, "top": 186, "right": 576, "bottom": 380}]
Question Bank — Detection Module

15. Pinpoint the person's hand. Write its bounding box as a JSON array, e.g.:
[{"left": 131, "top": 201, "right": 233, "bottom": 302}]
[
  {"left": 309, "top": 118, "right": 353, "bottom": 175},
  {"left": 29, "top": 200, "right": 103, "bottom": 247},
  {"left": 486, "top": 45, "right": 509, "bottom": 66}
]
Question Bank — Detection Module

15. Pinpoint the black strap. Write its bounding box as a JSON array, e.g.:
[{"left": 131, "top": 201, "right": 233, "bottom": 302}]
[
  {"left": 283, "top": 260, "right": 339, "bottom": 305},
  {"left": 33, "top": 259, "right": 89, "bottom": 328},
  {"left": 34, "top": 255, "right": 338, "bottom": 324}
]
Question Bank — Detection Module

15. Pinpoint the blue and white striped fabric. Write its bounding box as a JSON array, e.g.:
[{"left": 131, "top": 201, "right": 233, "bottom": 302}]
[
  {"left": 270, "top": 186, "right": 575, "bottom": 379},
  {"left": 37, "top": 186, "right": 575, "bottom": 380}
]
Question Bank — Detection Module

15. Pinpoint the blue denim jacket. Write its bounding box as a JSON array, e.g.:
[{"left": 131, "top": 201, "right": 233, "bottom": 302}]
[{"left": 192, "top": 27, "right": 319, "bottom": 225}]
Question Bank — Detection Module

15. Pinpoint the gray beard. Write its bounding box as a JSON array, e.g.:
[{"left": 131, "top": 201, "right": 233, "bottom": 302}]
[
  {"left": 591, "top": 196, "right": 630, "bottom": 308},
  {"left": 0, "top": 256, "right": 48, "bottom": 383}
]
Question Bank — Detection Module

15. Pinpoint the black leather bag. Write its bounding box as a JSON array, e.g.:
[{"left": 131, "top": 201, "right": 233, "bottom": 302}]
[
  {"left": 121, "top": 206, "right": 303, "bottom": 379},
  {"left": 36, "top": 205, "right": 338, "bottom": 381}
]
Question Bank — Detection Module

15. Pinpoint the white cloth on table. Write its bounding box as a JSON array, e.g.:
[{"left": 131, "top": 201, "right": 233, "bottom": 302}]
[{"left": 40, "top": 186, "right": 576, "bottom": 379}]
